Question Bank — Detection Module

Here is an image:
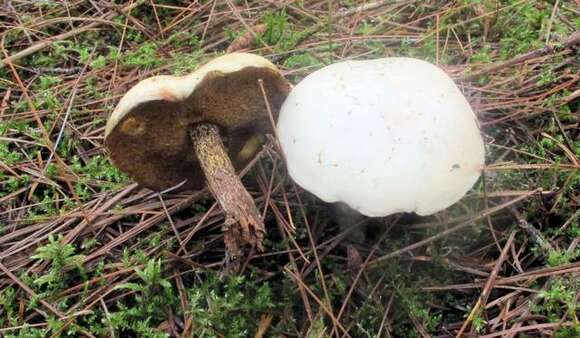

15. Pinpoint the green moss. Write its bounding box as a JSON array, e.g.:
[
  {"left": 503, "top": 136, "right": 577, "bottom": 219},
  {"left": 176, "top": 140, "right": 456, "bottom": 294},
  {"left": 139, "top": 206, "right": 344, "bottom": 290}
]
[
  {"left": 122, "top": 42, "right": 164, "bottom": 70},
  {"left": 284, "top": 53, "right": 321, "bottom": 69},
  {"left": 260, "top": 10, "right": 312, "bottom": 52},
  {"left": 187, "top": 273, "right": 277, "bottom": 337},
  {"left": 547, "top": 249, "right": 580, "bottom": 267},
  {"left": 32, "top": 235, "right": 86, "bottom": 291},
  {"left": 534, "top": 277, "right": 579, "bottom": 322}
]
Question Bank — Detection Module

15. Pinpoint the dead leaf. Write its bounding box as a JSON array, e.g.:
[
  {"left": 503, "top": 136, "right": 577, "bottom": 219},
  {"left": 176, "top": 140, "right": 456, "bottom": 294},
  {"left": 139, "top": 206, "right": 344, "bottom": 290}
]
[
  {"left": 227, "top": 24, "right": 267, "bottom": 53},
  {"left": 254, "top": 313, "right": 273, "bottom": 338}
]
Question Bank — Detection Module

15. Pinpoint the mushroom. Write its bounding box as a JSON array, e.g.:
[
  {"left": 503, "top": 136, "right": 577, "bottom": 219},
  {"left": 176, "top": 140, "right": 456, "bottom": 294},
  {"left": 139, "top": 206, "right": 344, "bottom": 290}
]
[
  {"left": 277, "top": 57, "right": 485, "bottom": 217},
  {"left": 105, "top": 53, "right": 290, "bottom": 257}
]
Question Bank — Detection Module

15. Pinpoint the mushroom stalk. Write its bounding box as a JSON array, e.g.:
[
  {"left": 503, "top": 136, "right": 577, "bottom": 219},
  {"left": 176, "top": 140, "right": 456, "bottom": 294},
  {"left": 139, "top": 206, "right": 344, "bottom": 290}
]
[{"left": 190, "top": 123, "right": 265, "bottom": 257}]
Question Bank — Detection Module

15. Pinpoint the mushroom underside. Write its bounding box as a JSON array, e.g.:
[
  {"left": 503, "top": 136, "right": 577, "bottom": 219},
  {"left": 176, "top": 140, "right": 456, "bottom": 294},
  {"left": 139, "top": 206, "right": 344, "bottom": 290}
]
[{"left": 105, "top": 68, "right": 288, "bottom": 191}]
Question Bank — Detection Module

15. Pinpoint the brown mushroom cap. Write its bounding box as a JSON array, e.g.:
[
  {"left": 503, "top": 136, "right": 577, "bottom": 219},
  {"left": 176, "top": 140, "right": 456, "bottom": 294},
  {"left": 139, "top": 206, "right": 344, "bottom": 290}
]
[{"left": 104, "top": 53, "right": 290, "bottom": 191}]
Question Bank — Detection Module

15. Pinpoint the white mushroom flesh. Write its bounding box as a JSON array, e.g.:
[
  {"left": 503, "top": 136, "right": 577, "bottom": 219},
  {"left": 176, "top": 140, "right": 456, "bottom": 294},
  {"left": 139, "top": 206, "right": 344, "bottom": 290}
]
[{"left": 277, "top": 57, "right": 485, "bottom": 217}]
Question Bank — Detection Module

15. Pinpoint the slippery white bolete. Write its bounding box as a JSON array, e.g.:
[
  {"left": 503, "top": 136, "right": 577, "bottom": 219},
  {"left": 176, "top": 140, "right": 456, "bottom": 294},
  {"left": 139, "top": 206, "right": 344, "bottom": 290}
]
[
  {"left": 277, "top": 57, "right": 485, "bottom": 217},
  {"left": 105, "top": 53, "right": 290, "bottom": 256}
]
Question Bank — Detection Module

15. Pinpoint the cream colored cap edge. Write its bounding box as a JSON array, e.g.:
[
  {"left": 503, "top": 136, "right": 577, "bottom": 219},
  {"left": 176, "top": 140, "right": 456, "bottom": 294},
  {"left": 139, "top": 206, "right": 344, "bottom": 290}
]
[{"left": 105, "top": 53, "right": 280, "bottom": 137}]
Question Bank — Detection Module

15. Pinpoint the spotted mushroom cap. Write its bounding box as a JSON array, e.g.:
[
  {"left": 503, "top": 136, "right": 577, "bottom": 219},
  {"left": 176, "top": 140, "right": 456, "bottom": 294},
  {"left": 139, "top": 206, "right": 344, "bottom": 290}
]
[
  {"left": 277, "top": 57, "right": 486, "bottom": 217},
  {"left": 105, "top": 53, "right": 290, "bottom": 191}
]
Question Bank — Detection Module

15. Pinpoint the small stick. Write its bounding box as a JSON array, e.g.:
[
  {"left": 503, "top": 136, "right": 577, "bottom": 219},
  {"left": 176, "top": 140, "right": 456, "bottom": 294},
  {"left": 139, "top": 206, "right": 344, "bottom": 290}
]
[
  {"left": 0, "top": 2, "right": 141, "bottom": 68},
  {"left": 455, "top": 230, "right": 517, "bottom": 337},
  {"left": 369, "top": 189, "right": 540, "bottom": 268},
  {"left": 458, "top": 31, "right": 580, "bottom": 80},
  {"left": 0, "top": 261, "right": 65, "bottom": 319}
]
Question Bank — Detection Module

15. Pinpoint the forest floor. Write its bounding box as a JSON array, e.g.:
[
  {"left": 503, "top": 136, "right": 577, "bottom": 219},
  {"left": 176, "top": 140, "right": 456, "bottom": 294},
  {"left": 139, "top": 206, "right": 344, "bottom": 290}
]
[{"left": 0, "top": 0, "right": 579, "bottom": 337}]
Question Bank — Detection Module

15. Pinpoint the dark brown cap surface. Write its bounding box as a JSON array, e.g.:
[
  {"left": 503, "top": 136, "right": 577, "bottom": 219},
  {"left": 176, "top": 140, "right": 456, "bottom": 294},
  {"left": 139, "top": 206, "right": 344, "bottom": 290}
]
[{"left": 105, "top": 53, "right": 290, "bottom": 191}]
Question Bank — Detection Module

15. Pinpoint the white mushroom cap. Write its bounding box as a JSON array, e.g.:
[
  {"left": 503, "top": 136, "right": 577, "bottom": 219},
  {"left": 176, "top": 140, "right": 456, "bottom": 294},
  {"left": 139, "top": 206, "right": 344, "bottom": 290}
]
[{"left": 277, "top": 57, "right": 485, "bottom": 217}]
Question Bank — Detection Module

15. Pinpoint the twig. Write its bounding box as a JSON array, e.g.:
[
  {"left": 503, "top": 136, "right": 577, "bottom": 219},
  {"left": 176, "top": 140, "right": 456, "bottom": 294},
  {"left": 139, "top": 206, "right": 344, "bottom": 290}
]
[
  {"left": 455, "top": 230, "right": 517, "bottom": 337},
  {"left": 0, "top": 261, "right": 65, "bottom": 319},
  {"left": 44, "top": 47, "right": 94, "bottom": 171},
  {"left": 369, "top": 189, "right": 540, "bottom": 268},
  {"left": 458, "top": 31, "right": 580, "bottom": 80},
  {"left": 284, "top": 267, "right": 352, "bottom": 338},
  {"left": 0, "top": 2, "right": 141, "bottom": 68}
]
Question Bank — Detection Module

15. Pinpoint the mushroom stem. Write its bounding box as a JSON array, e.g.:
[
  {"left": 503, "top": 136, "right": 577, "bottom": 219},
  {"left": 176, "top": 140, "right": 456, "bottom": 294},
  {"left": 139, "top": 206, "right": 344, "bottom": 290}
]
[{"left": 190, "top": 123, "right": 265, "bottom": 258}]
